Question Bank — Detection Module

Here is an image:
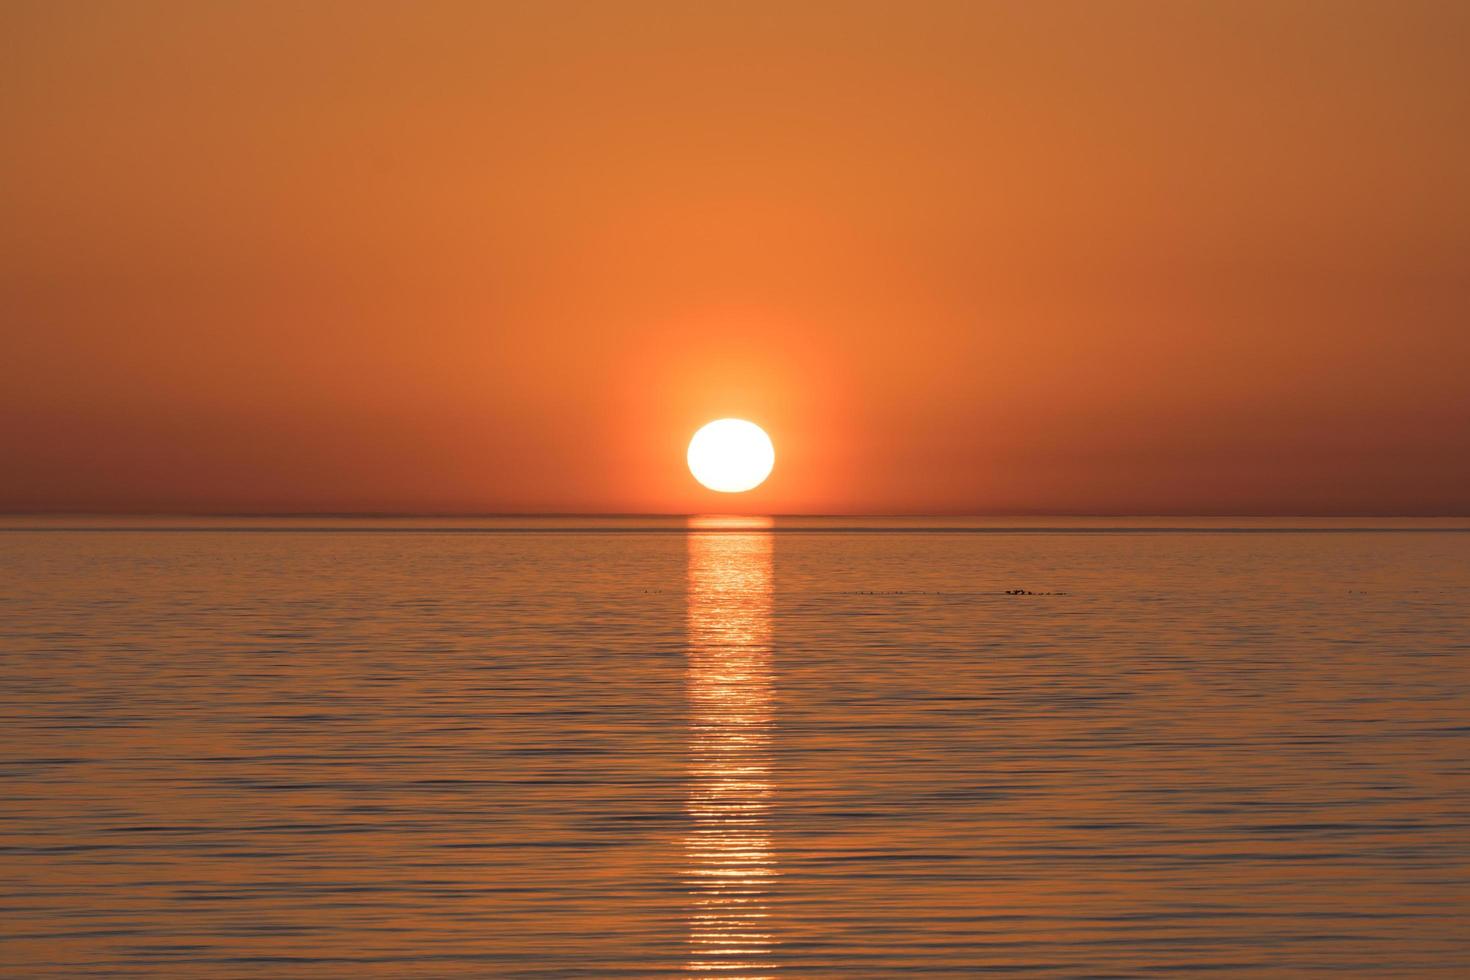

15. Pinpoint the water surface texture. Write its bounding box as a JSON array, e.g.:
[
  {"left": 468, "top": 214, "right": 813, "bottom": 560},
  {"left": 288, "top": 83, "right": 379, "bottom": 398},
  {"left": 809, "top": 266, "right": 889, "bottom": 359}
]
[{"left": 2, "top": 519, "right": 1468, "bottom": 975}]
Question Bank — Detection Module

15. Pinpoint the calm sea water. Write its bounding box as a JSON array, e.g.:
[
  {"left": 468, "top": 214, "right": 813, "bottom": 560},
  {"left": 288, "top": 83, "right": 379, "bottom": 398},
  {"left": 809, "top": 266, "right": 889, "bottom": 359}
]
[{"left": 2, "top": 518, "right": 1468, "bottom": 976}]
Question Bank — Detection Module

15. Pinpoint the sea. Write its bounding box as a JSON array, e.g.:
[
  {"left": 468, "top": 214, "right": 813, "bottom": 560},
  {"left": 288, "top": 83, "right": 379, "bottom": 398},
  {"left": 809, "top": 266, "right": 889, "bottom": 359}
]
[{"left": 2, "top": 516, "right": 1468, "bottom": 976}]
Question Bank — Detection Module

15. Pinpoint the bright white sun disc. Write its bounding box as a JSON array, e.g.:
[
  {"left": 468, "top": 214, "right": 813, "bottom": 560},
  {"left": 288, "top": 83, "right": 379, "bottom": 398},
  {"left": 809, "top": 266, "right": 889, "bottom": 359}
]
[{"left": 687, "top": 419, "right": 775, "bottom": 493}]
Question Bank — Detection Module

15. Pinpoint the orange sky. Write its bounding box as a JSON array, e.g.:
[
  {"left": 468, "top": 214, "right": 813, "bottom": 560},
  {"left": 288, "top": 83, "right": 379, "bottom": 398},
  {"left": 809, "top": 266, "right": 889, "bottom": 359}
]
[{"left": 3, "top": 1, "right": 1467, "bottom": 515}]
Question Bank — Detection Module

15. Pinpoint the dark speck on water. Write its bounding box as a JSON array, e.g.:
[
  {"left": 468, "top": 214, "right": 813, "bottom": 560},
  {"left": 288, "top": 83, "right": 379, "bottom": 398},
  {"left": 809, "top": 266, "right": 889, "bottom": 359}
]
[{"left": 1, "top": 516, "right": 1468, "bottom": 976}]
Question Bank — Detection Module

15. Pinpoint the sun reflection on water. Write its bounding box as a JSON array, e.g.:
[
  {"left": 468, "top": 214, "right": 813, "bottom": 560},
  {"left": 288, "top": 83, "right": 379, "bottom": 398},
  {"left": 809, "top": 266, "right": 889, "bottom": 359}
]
[{"left": 685, "top": 522, "right": 777, "bottom": 978}]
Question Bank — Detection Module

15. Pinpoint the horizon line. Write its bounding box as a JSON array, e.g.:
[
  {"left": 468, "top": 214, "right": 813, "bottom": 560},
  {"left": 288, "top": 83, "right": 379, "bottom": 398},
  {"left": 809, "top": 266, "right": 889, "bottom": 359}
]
[{"left": 3, "top": 511, "right": 1470, "bottom": 520}]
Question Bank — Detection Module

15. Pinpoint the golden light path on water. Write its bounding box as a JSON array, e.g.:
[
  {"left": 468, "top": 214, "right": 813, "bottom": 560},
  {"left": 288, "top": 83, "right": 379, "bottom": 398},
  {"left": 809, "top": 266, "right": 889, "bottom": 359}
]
[{"left": 685, "top": 518, "right": 777, "bottom": 978}]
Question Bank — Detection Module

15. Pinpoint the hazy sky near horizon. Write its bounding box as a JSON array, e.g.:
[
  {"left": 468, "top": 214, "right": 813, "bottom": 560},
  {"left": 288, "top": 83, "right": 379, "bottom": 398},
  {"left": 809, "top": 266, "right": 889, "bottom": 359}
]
[{"left": 3, "top": 1, "right": 1468, "bottom": 514}]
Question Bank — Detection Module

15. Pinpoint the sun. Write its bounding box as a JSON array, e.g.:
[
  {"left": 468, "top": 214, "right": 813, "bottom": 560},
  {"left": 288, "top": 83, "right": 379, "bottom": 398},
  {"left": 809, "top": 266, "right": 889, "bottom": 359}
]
[{"left": 687, "top": 419, "right": 775, "bottom": 493}]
